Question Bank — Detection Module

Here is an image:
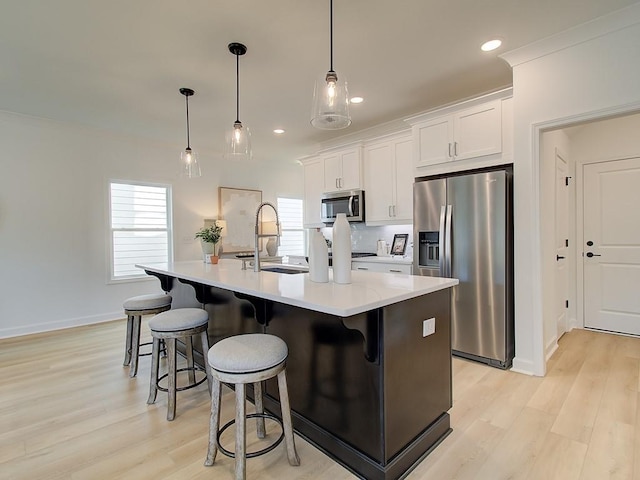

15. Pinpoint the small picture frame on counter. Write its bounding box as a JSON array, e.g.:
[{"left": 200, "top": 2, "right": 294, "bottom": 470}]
[{"left": 391, "top": 234, "right": 409, "bottom": 256}]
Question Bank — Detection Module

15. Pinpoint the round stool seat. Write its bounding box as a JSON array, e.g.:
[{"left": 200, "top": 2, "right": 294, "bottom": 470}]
[
  {"left": 149, "top": 308, "right": 208, "bottom": 332},
  {"left": 208, "top": 334, "right": 288, "bottom": 374},
  {"left": 124, "top": 293, "right": 172, "bottom": 312}
]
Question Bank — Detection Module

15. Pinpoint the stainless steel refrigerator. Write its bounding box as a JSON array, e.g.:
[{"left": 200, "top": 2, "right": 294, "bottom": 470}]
[{"left": 413, "top": 165, "right": 514, "bottom": 368}]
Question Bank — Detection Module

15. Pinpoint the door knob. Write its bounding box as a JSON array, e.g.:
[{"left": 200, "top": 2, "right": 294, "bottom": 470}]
[
  {"left": 556, "top": 255, "right": 565, "bottom": 261},
  {"left": 586, "top": 252, "right": 601, "bottom": 258}
]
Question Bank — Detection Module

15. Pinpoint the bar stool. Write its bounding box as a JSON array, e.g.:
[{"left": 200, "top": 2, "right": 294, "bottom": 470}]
[
  {"left": 147, "top": 308, "right": 212, "bottom": 421},
  {"left": 122, "top": 293, "right": 172, "bottom": 377},
  {"left": 204, "top": 333, "right": 300, "bottom": 480}
]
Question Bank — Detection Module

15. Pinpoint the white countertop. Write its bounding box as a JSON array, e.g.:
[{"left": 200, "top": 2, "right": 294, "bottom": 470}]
[{"left": 137, "top": 259, "right": 458, "bottom": 317}]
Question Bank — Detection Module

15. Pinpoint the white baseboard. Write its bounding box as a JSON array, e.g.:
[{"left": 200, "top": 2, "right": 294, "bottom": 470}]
[
  {"left": 0, "top": 312, "right": 123, "bottom": 339},
  {"left": 545, "top": 338, "right": 559, "bottom": 361},
  {"left": 510, "top": 356, "right": 536, "bottom": 376}
]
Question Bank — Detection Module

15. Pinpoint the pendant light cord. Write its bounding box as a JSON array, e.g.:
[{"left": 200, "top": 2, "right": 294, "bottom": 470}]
[
  {"left": 185, "top": 95, "right": 191, "bottom": 149},
  {"left": 236, "top": 53, "right": 240, "bottom": 123},
  {"left": 329, "top": 0, "right": 334, "bottom": 73}
]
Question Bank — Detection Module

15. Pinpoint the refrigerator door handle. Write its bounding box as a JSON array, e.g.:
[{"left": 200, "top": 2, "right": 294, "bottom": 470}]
[
  {"left": 445, "top": 205, "right": 453, "bottom": 277},
  {"left": 439, "top": 205, "right": 447, "bottom": 276}
]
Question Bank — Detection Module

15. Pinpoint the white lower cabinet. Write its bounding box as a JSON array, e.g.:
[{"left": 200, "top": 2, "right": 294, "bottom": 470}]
[
  {"left": 364, "top": 133, "right": 413, "bottom": 225},
  {"left": 351, "top": 261, "right": 412, "bottom": 274}
]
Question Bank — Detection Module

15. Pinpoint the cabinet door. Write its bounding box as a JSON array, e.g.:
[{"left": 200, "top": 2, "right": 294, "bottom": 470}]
[
  {"left": 352, "top": 261, "right": 412, "bottom": 274},
  {"left": 453, "top": 100, "right": 502, "bottom": 160},
  {"left": 414, "top": 116, "right": 453, "bottom": 167},
  {"left": 340, "top": 148, "right": 362, "bottom": 190},
  {"left": 393, "top": 138, "right": 414, "bottom": 222},
  {"left": 323, "top": 153, "right": 341, "bottom": 192},
  {"left": 303, "top": 158, "right": 324, "bottom": 227},
  {"left": 364, "top": 142, "right": 394, "bottom": 222}
]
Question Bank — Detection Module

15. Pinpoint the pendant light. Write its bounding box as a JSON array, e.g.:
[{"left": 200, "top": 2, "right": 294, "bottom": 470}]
[
  {"left": 226, "top": 42, "right": 252, "bottom": 160},
  {"left": 179, "top": 87, "right": 201, "bottom": 178},
  {"left": 311, "top": 0, "right": 351, "bottom": 130}
]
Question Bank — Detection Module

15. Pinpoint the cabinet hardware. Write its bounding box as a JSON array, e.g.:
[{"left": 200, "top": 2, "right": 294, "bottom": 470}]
[
  {"left": 453, "top": 141, "right": 458, "bottom": 156},
  {"left": 586, "top": 252, "right": 601, "bottom": 258},
  {"left": 390, "top": 269, "right": 402, "bottom": 273},
  {"left": 448, "top": 143, "right": 453, "bottom": 157},
  {"left": 556, "top": 255, "right": 565, "bottom": 261},
  {"left": 357, "top": 267, "right": 369, "bottom": 270}
]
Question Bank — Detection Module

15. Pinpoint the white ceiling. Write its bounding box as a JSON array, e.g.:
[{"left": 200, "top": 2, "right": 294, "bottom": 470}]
[{"left": 1, "top": 0, "right": 638, "bottom": 165}]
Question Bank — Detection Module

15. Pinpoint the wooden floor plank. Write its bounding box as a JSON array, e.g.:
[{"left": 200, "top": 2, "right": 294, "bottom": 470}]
[{"left": 2, "top": 321, "right": 640, "bottom": 479}]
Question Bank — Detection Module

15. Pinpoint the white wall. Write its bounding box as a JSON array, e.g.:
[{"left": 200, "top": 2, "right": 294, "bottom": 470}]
[
  {"left": 501, "top": 4, "right": 640, "bottom": 374},
  {"left": 0, "top": 111, "right": 303, "bottom": 338}
]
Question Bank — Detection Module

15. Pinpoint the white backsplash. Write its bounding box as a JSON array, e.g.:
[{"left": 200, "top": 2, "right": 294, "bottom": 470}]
[{"left": 320, "top": 223, "right": 413, "bottom": 259}]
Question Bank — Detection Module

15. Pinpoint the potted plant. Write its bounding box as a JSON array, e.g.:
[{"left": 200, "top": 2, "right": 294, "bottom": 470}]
[{"left": 195, "top": 221, "right": 224, "bottom": 263}]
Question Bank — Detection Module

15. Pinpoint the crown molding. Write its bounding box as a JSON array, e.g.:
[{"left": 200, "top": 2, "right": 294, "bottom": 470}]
[{"left": 500, "top": 2, "right": 640, "bottom": 67}]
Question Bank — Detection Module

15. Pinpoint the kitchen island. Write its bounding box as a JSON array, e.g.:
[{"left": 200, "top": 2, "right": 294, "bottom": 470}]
[{"left": 137, "top": 259, "right": 458, "bottom": 480}]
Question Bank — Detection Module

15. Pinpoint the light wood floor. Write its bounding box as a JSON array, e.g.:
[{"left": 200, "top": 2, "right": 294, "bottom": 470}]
[{"left": 1, "top": 322, "right": 639, "bottom": 480}]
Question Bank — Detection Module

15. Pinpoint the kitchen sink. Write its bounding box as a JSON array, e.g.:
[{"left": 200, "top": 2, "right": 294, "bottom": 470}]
[{"left": 261, "top": 266, "right": 307, "bottom": 274}]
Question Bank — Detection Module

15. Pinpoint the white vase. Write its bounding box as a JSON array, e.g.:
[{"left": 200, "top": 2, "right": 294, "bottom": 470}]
[
  {"left": 332, "top": 213, "right": 352, "bottom": 284},
  {"left": 266, "top": 237, "right": 277, "bottom": 257},
  {"left": 201, "top": 241, "right": 216, "bottom": 255},
  {"left": 309, "top": 229, "right": 329, "bottom": 283}
]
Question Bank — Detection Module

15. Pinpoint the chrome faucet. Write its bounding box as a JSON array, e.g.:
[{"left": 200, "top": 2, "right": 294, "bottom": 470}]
[{"left": 254, "top": 202, "right": 281, "bottom": 272}]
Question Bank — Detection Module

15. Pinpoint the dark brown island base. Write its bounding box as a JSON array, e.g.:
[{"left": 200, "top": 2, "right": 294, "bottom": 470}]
[{"left": 138, "top": 260, "right": 458, "bottom": 480}]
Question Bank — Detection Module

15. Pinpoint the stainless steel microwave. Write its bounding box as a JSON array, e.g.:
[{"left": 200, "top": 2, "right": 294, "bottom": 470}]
[{"left": 321, "top": 190, "right": 365, "bottom": 223}]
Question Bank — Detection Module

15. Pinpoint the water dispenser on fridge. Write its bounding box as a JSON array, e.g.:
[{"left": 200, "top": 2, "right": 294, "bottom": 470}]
[{"left": 417, "top": 231, "right": 440, "bottom": 276}]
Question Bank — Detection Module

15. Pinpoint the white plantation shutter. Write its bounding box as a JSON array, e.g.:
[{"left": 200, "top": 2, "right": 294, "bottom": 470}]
[
  {"left": 277, "top": 197, "right": 304, "bottom": 256},
  {"left": 109, "top": 182, "right": 172, "bottom": 279}
]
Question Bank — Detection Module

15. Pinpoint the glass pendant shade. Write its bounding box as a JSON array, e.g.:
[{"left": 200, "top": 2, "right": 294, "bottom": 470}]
[
  {"left": 311, "top": 70, "right": 351, "bottom": 129},
  {"left": 225, "top": 42, "right": 252, "bottom": 161},
  {"left": 179, "top": 87, "right": 201, "bottom": 178},
  {"left": 180, "top": 147, "right": 201, "bottom": 178},
  {"left": 226, "top": 120, "right": 252, "bottom": 160},
  {"left": 311, "top": 0, "right": 351, "bottom": 130}
]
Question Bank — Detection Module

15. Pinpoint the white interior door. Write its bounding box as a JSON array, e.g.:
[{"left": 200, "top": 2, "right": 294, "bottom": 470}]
[
  {"left": 583, "top": 157, "right": 640, "bottom": 335},
  {"left": 555, "top": 150, "right": 569, "bottom": 338}
]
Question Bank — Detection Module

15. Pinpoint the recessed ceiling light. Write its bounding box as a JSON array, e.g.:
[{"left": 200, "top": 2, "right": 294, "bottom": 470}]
[
  {"left": 481, "top": 39, "right": 502, "bottom": 52},
  {"left": 350, "top": 97, "right": 364, "bottom": 104},
  {"left": 273, "top": 129, "right": 285, "bottom": 134}
]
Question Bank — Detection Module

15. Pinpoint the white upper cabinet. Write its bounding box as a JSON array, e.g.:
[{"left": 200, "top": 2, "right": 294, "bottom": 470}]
[
  {"left": 364, "top": 133, "right": 413, "bottom": 225},
  {"left": 301, "top": 156, "right": 324, "bottom": 228},
  {"left": 323, "top": 146, "right": 363, "bottom": 192},
  {"left": 407, "top": 88, "right": 512, "bottom": 177},
  {"left": 413, "top": 99, "right": 502, "bottom": 168}
]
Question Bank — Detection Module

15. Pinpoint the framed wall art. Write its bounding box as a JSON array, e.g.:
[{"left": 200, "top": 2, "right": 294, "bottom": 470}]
[{"left": 218, "top": 187, "right": 262, "bottom": 253}]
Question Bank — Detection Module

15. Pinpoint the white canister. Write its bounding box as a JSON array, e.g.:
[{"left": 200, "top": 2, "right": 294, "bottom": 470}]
[
  {"left": 309, "top": 229, "right": 329, "bottom": 283},
  {"left": 332, "top": 213, "right": 352, "bottom": 284}
]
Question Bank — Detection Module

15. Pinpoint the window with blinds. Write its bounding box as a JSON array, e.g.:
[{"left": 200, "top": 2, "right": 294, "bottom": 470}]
[
  {"left": 109, "top": 182, "right": 172, "bottom": 280},
  {"left": 276, "top": 197, "right": 304, "bottom": 256}
]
